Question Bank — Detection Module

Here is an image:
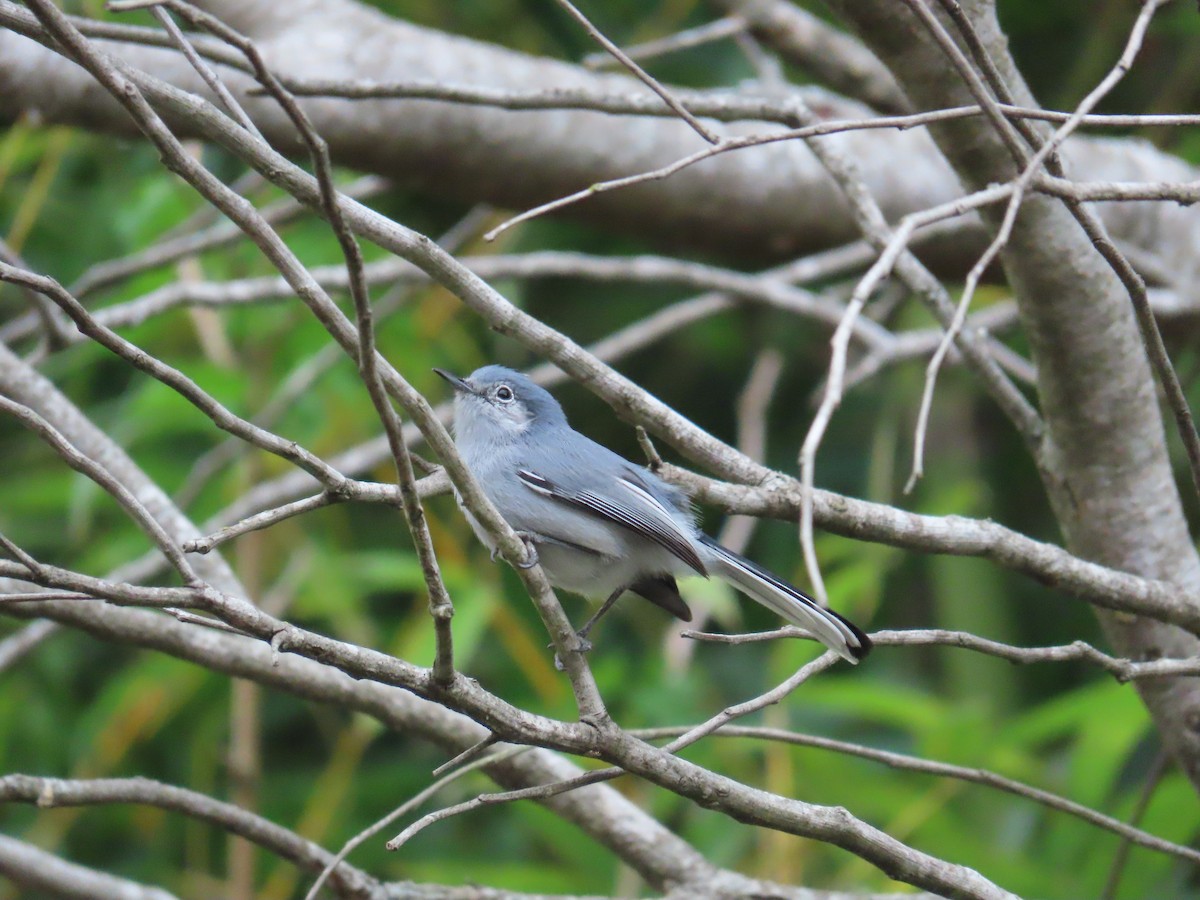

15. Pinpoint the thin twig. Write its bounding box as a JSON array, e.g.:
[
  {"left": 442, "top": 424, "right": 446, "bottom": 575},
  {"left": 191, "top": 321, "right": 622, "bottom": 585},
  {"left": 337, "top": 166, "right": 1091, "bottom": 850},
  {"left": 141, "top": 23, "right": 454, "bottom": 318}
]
[
  {"left": 552, "top": 0, "right": 719, "bottom": 144},
  {"left": 157, "top": 0, "right": 459, "bottom": 685},
  {"left": 1101, "top": 751, "right": 1171, "bottom": 900},
  {"left": 684, "top": 626, "right": 1200, "bottom": 681},
  {"left": 0, "top": 532, "right": 43, "bottom": 576},
  {"left": 0, "top": 262, "right": 350, "bottom": 492},
  {"left": 635, "top": 425, "right": 663, "bottom": 470},
  {"left": 0, "top": 394, "right": 201, "bottom": 587},
  {"left": 781, "top": 91, "right": 1042, "bottom": 605},
  {"left": 164, "top": 607, "right": 257, "bottom": 638},
  {"left": 146, "top": 4, "right": 263, "bottom": 139},
  {"left": 481, "top": 105, "right": 1017, "bottom": 242},
  {"left": 0, "top": 620, "right": 60, "bottom": 674},
  {"left": 902, "top": 0, "right": 1174, "bottom": 494},
  {"left": 0, "top": 592, "right": 94, "bottom": 603},
  {"left": 582, "top": 16, "right": 746, "bottom": 69},
  {"left": 388, "top": 653, "right": 839, "bottom": 852},
  {"left": 305, "top": 748, "right": 525, "bottom": 900},
  {"left": 431, "top": 733, "right": 501, "bottom": 777},
  {"left": 630, "top": 724, "right": 1200, "bottom": 868},
  {"left": 183, "top": 491, "right": 344, "bottom": 554}
]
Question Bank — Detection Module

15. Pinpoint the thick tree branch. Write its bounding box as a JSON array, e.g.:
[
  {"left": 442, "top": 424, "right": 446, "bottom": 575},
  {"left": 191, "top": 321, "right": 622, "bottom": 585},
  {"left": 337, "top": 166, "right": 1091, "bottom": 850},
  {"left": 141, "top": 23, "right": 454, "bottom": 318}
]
[
  {"left": 713, "top": 0, "right": 907, "bottom": 112},
  {"left": 0, "top": 0, "right": 1197, "bottom": 274},
  {"left": 0, "top": 774, "right": 379, "bottom": 899},
  {"left": 0, "top": 833, "right": 179, "bottom": 900},
  {"left": 825, "top": 0, "right": 1200, "bottom": 793}
]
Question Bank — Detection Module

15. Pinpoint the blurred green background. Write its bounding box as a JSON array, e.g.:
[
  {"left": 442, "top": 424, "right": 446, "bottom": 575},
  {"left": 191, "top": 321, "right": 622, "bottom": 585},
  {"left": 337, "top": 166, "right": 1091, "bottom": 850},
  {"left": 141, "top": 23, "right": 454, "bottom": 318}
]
[{"left": 2, "top": 0, "right": 1200, "bottom": 897}]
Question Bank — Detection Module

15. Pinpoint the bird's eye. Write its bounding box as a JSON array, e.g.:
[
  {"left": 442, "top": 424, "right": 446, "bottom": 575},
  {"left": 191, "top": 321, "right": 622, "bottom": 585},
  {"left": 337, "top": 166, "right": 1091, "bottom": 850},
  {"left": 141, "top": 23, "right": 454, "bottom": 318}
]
[{"left": 495, "top": 385, "right": 514, "bottom": 403}]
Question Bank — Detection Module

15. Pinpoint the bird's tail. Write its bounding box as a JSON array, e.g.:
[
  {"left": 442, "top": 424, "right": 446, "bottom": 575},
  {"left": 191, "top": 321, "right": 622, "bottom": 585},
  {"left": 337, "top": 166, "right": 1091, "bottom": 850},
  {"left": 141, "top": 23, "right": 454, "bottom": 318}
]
[{"left": 698, "top": 535, "right": 872, "bottom": 664}]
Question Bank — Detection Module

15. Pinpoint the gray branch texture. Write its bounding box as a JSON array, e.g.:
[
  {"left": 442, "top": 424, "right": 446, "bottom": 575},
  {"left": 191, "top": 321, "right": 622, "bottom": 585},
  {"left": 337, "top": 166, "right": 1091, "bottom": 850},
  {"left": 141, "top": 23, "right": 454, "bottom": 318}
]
[{"left": 2, "top": 0, "right": 1200, "bottom": 898}]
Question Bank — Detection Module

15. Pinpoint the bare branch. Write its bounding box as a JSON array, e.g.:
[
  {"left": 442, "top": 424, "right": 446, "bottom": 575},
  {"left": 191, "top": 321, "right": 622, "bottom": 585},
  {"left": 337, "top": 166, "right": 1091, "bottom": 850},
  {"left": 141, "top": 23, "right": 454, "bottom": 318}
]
[
  {"left": 4, "top": 2, "right": 1200, "bottom": 893},
  {"left": 0, "top": 833, "right": 178, "bottom": 900},
  {"left": 155, "top": 0, "right": 458, "bottom": 685},
  {"left": 582, "top": 16, "right": 746, "bottom": 70},
  {"left": 266, "top": 73, "right": 1200, "bottom": 132},
  {"left": 685, "top": 626, "right": 1200, "bottom": 681},
  {"left": 0, "top": 394, "right": 201, "bottom": 586},
  {"left": 305, "top": 747, "right": 525, "bottom": 900},
  {"left": 784, "top": 89, "right": 1041, "bottom": 603},
  {"left": 21, "top": 0, "right": 610, "bottom": 719},
  {"left": 145, "top": 3, "right": 262, "bottom": 138},
  {"left": 551, "top": 0, "right": 720, "bottom": 144},
  {"left": 183, "top": 490, "right": 345, "bottom": 554},
  {"left": 824, "top": 0, "right": 1200, "bottom": 791},
  {"left": 0, "top": 620, "right": 60, "bottom": 674},
  {"left": 7, "top": 251, "right": 890, "bottom": 353},
  {"left": 899, "top": 0, "right": 1200, "bottom": 504},
  {"left": 714, "top": 0, "right": 907, "bottom": 112},
  {"left": 668, "top": 465, "right": 1200, "bottom": 633},
  {"left": 0, "top": 584, "right": 904, "bottom": 896},
  {"left": 1101, "top": 751, "right": 1170, "bottom": 900},
  {"left": 0, "top": 774, "right": 379, "bottom": 899},
  {"left": 0, "top": 262, "right": 350, "bottom": 492},
  {"left": 2, "top": 0, "right": 1197, "bottom": 272},
  {"left": 0, "top": 558, "right": 197, "bottom": 609},
  {"left": 631, "top": 722, "right": 1200, "bottom": 868},
  {"left": 480, "top": 105, "right": 1018, "bottom": 242}
]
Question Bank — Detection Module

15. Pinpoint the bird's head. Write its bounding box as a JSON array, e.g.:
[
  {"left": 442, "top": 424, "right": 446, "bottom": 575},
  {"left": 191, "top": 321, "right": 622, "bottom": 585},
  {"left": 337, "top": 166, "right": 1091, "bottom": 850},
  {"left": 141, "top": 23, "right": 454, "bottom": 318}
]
[{"left": 435, "top": 365, "right": 567, "bottom": 447}]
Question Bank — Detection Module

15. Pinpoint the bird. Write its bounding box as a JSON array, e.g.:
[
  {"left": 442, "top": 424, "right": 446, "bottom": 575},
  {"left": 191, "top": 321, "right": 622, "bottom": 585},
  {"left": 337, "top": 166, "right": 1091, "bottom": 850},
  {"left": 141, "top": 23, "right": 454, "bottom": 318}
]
[{"left": 434, "top": 365, "right": 871, "bottom": 663}]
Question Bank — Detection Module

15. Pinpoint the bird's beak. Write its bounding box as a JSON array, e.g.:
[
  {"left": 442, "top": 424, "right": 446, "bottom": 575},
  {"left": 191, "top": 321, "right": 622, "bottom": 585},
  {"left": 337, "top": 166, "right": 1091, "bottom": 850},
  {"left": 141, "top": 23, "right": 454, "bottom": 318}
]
[{"left": 433, "top": 368, "right": 476, "bottom": 395}]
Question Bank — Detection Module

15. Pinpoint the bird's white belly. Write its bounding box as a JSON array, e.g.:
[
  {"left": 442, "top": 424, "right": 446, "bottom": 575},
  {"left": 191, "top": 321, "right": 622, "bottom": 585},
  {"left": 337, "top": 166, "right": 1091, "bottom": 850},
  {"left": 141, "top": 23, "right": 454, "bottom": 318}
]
[{"left": 534, "top": 543, "right": 632, "bottom": 598}]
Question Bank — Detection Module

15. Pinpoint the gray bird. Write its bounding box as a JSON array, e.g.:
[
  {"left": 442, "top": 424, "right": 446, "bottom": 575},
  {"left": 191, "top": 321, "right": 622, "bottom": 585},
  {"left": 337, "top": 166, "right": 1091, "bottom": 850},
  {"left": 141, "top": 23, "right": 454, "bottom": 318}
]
[{"left": 435, "top": 365, "right": 871, "bottom": 663}]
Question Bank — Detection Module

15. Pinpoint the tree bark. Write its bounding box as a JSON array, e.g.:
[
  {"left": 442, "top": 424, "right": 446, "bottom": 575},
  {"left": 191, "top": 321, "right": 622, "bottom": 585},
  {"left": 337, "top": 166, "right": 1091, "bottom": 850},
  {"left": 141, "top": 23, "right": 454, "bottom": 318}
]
[
  {"left": 824, "top": 0, "right": 1200, "bottom": 791},
  {"left": 0, "top": 0, "right": 1196, "bottom": 276}
]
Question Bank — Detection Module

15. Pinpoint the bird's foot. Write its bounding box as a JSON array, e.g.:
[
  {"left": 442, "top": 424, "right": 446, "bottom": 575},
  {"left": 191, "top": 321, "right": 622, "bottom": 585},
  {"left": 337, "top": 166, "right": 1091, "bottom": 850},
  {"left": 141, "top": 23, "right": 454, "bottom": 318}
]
[
  {"left": 513, "top": 532, "right": 539, "bottom": 569},
  {"left": 550, "top": 632, "right": 594, "bottom": 671}
]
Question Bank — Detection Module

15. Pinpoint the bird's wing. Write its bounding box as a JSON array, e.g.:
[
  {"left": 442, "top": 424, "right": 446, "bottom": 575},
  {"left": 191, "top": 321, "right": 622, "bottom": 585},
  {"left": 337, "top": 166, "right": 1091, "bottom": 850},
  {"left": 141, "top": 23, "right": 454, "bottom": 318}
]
[{"left": 516, "top": 468, "right": 707, "bottom": 576}]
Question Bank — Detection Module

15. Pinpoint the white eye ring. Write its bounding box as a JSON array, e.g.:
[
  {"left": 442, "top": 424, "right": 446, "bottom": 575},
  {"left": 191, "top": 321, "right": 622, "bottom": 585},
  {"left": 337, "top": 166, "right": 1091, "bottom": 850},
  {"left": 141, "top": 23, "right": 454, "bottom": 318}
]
[{"left": 495, "top": 385, "right": 514, "bottom": 403}]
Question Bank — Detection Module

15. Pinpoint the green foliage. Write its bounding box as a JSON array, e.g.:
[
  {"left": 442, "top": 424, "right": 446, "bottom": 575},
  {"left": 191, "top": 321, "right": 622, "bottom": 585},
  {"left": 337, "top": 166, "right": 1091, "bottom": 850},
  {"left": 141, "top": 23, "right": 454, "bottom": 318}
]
[{"left": 2, "top": 1, "right": 1199, "bottom": 898}]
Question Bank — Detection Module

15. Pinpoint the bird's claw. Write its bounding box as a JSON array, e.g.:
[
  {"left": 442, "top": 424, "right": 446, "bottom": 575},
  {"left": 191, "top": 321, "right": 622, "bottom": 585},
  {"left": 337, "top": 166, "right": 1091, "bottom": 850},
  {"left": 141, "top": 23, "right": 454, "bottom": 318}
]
[
  {"left": 549, "top": 633, "right": 593, "bottom": 671},
  {"left": 514, "top": 532, "right": 539, "bottom": 569}
]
